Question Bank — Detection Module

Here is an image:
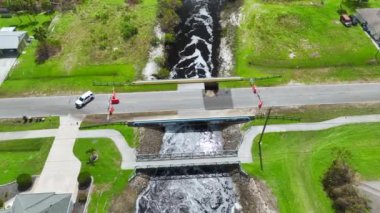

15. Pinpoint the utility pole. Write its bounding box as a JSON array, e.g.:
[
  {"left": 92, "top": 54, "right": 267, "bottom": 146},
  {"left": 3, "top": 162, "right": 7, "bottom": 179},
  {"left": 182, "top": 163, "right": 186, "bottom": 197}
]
[{"left": 258, "top": 107, "right": 272, "bottom": 171}]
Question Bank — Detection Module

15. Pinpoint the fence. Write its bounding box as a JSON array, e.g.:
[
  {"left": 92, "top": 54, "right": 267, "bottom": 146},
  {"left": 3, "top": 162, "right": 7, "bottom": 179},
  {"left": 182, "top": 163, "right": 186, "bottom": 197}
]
[{"left": 136, "top": 150, "right": 238, "bottom": 162}]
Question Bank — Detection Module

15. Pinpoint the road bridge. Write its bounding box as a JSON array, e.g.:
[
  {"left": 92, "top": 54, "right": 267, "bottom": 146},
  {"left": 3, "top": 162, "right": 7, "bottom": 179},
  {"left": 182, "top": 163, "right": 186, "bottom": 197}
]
[{"left": 1, "top": 83, "right": 380, "bottom": 118}]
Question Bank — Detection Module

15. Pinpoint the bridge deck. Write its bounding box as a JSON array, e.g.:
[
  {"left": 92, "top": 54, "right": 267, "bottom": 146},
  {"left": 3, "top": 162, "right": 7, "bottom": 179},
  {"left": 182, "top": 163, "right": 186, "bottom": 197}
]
[
  {"left": 127, "top": 108, "right": 255, "bottom": 126},
  {"left": 122, "top": 156, "right": 251, "bottom": 169}
]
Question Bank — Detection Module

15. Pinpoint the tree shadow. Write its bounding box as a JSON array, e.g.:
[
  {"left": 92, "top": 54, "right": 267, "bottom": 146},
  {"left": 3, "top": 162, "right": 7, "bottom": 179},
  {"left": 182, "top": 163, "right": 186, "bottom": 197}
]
[{"left": 14, "top": 21, "right": 38, "bottom": 30}]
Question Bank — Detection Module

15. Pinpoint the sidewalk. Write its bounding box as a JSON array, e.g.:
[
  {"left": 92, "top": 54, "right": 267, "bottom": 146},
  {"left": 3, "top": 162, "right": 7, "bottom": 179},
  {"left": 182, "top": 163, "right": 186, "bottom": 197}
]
[
  {"left": 239, "top": 114, "right": 380, "bottom": 162},
  {"left": 31, "top": 114, "right": 84, "bottom": 201}
]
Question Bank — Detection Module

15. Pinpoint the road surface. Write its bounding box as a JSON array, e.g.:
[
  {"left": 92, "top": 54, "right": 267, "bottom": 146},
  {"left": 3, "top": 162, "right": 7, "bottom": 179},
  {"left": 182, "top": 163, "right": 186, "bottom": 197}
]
[{"left": 0, "top": 83, "right": 380, "bottom": 118}]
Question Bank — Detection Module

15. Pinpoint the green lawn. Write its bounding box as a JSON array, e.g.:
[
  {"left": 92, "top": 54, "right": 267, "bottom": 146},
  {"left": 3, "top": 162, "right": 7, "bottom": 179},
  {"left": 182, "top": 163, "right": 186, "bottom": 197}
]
[
  {"left": 242, "top": 123, "right": 380, "bottom": 213},
  {"left": 0, "top": 0, "right": 176, "bottom": 97},
  {"left": 0, "top": 13, "right": 53, "bottom": 34},
  {"left": 74, "top": 138, "right": 133, "bottom": 213},
  {"left": 0, "top": 116, "right": 59, "bottom": 132},
  {"left": 80, "top": 123, "right": 138, "bottom": 148},
  {"left": 232, "top": 0, "right": 380, "bottom": 86},
  {"left": 0, "top": 138, "right": 54, "bottom": 184}
]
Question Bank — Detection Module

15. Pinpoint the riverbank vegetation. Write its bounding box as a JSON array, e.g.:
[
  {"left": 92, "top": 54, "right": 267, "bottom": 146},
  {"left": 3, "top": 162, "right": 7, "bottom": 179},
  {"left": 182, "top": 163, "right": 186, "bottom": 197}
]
[
  {"left": 231, "top": 0, "right": 380, "bottom": 86},
  {"left": 243, "top": 122, "right": 380, "bottom": 212},
  {"left": 0, "top": 138, "right": 53, "bottom": 184},
  {"left": 74, "top": 138, "right": 133, "bottom": 213}
]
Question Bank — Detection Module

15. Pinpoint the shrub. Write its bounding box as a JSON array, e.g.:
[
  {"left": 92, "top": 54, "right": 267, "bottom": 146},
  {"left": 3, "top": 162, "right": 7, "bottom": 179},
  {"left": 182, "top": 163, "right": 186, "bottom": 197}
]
[
  {"left": 77, "top": 171, "right": 91, "bottom": 189},
  {"left": 121, "top": 16, "right": 138, "bottom": 40},
  {"left": 154, "top": 56, "right": 166, "bottom": 67},
  {"left": 0, "top": 199, "right": 3, "bottom": 208},
  {"left": 35, "top": 40, "right": 61, "bottom": 64},
  {"left": 17, "top": 173, "right": 32, "bottom": 191},
  {"left": 77, "top": 192, "right": 88, "bottom": 203},
  {"left": 150, "top": 37, "right": 161, "bottom": 47},
  {"left": 322, "top": 150, "right": 370, "bottom": 213},
  {"left": 164, "top": 33, "right": 176, "bottom": 45},
  {"left": 154, "top": 68, "right": 170, "bottom": 79}
]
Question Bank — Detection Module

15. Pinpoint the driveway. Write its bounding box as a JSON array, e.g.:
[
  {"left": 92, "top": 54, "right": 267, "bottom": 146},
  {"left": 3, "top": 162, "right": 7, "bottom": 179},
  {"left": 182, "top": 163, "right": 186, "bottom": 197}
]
[{"left": 0, "top": 53, "right": 18, "bottom": 85}]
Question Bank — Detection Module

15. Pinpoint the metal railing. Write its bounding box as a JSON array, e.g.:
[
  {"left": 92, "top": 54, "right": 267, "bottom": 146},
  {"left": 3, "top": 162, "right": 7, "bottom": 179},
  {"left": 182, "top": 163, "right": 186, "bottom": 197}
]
[{"left": 136, "top": 150, "right": 238, "bottom": 161}]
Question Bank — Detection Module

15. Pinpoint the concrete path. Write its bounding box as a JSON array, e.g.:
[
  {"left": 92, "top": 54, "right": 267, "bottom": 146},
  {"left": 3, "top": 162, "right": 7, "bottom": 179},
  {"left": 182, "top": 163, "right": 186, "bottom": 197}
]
[
  {"left": 0, "top": 129, "right": 58, "bottom": 141},
  {"left": 239, "top": 114, "right": 380, "bottom": 162},
  {"left": 2, "top": 115, "right": 380, "bottom": 170},
  {"left": 31, "top": 115, "right": 83, "bottom": 201},
  {"left": 0, "top": 55, "right": 17, "bottom": 85},
  {"left": 358, "top": 181, "right": 380, "bottom": 212},
  {"left": 1, "top": 83, "right": 380, "bottom": 118}
]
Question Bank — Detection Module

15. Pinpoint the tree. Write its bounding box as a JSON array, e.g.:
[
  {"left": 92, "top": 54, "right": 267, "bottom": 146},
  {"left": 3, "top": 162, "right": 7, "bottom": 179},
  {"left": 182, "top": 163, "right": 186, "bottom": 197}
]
[{"left": 33, "top": 26, "right": 47, "bottom": 42}]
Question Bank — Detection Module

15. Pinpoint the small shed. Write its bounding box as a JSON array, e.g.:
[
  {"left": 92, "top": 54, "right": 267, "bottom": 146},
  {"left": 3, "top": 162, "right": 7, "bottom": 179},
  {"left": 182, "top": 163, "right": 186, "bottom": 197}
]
[
  {"left": 0, "top": 30, "right": 29, "bottom": 54},
  {"left": 356, "top": 8, "right": 380, "bottom": 41}
]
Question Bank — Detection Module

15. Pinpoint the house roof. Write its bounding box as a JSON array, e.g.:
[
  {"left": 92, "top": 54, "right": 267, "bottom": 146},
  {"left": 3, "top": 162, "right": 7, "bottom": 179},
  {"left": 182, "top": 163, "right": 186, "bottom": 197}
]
[
  {"left": 0, "top": 31, "right": 27, "bottom": 49},
  {"left": 12, "top": 193, "right": 72, "bottom": 213}
]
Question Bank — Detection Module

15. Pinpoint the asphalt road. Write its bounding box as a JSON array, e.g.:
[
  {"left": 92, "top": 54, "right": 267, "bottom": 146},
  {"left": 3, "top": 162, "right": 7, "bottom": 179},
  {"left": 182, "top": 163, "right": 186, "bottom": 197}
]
[{"left": 0, "top": 83, "right": 380, "bottom": 118}]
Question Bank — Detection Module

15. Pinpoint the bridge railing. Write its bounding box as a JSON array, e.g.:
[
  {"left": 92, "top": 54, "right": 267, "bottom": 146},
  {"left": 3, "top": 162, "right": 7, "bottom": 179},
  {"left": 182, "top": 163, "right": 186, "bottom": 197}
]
[{"left": 136, "top": 150, "right": 238, "bottom": 161}]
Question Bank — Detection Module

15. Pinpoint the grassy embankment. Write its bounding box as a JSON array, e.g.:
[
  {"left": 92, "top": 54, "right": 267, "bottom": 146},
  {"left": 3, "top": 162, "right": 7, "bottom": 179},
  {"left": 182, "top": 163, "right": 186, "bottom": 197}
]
[
  {"left": 242, "top": 122, "right": 380, "bottom": 212},
  {"left": 74, "top": 138, "right": 133, "bottom": 213},
  {"left": 0, "top": 0, "right": 175, "bottom": 97},
  {"left": 0, "top": 116, "right": 59, "bottom": 132},
  {"left": 222, "top": 0, "right": 380, "bottom": 88},
  {"left": 0, "top": 138, "right": 54, "bottom": 184},
  {"left": 243, "top": 103, "right": 380, "bottom": 127}
]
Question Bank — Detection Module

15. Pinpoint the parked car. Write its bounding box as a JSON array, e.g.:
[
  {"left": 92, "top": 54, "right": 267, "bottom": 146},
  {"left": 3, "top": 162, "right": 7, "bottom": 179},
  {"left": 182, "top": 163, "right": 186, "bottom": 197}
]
[
  {"left": 75, "top": 91, "right": 95, "bottom": 109},
  {"left": 340, "top": 14, "right": 352, "bottom": 27}
]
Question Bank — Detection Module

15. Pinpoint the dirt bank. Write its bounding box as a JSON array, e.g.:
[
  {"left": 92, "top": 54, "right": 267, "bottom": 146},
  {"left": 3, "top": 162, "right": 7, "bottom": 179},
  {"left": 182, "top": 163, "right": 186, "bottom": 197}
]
[
  {"left": 232, "top": 169, "right": 278, "bottom": 213},
  {"left": 222, "top": 123, "right": 243, "bottom": 150},
  {"left": 110, "top": 174, "right": 150, "bottom": 213},
  {"left": 137, "top": 127, "right": 164, "bottom": 154}
]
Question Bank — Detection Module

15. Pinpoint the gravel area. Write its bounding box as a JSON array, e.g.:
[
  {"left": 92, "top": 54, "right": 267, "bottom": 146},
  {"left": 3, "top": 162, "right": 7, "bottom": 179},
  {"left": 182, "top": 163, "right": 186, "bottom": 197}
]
[
  {"left": 222, "top": 123, "right": 243, "bottom": 150},
  {"left": 137, "top": 127, "right": 164, "bottom": 155}
]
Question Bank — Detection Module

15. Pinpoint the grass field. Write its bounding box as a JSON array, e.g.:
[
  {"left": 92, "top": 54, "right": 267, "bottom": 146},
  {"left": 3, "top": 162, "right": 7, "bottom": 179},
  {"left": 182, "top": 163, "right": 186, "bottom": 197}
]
[
  {"left": 0, "top": 0, "right": 177, "bottom": 97},
  {"left": 0, "top": 116, "right": 59, "bottom": 132},
  {"left": 242, "top": 123, "right": 380, "bottom": 213},
  {"left": 0, "top": 138, "right": 53, "bottom": 184},
  {"left": 74, "top": 138, "right": 133, "bottom": 213},
  {"left": 232, "top": 0, "right": 380, "bottom": 86}
]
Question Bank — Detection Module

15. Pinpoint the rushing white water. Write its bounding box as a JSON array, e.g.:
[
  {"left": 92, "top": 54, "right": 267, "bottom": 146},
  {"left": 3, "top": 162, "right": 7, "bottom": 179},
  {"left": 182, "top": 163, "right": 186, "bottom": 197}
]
[
  {"left": 170, "top": 1, "right": 215, "bottom": 79},
  {"left": 137, "top": 175, "right": 237, "bottom": 213},
  {"left": 160, "top": 124, "right": 223, "bottom": 154},
  {"left": 136, "top": 124, "right": 240, "bottom": 213},
  {"left": 136, "top": 1, "right": 241, "bottom": 212}
]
